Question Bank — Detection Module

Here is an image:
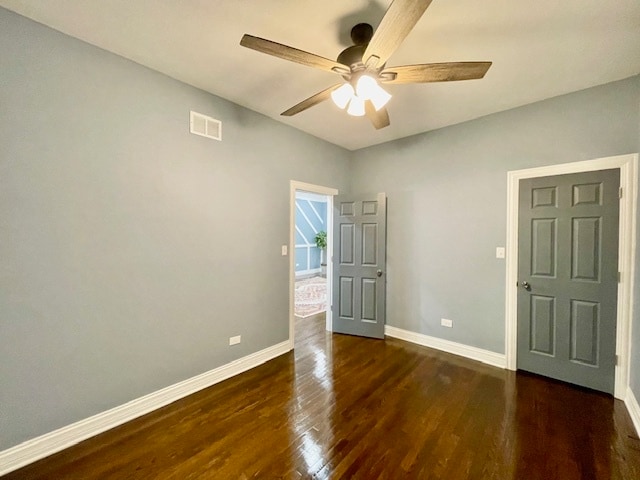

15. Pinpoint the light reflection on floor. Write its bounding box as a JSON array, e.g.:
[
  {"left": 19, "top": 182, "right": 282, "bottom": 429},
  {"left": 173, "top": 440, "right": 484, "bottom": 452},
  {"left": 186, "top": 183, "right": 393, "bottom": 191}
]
[{"left": 291, "top": 315, "right": 335, "bottom": 476}]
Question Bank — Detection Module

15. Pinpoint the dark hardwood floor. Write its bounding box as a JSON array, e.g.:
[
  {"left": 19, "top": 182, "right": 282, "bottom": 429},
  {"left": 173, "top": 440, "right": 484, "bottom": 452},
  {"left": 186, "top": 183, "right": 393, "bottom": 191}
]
[{"left": 4, "top": 314, "right": 640, "bottom": 479}]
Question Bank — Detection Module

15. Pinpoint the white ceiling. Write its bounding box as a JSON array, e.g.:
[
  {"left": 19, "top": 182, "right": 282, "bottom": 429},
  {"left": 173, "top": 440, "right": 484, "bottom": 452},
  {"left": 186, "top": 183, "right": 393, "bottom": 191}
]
[{"left": 2, "top": 0, "right": 639, "bottom": 151}]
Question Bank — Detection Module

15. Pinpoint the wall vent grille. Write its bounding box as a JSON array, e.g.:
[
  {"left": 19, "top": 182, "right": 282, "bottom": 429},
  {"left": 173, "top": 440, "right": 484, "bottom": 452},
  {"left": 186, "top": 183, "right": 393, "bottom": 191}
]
[{"left": 190, "top": 111, "right": 222, "bottom": 141}]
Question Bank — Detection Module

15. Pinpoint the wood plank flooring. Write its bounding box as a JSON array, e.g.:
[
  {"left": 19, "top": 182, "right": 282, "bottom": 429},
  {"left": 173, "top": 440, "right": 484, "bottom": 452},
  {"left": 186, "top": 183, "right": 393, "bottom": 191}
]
[{"left": 4, "top": 314, "right": 640, "bottom": 479}]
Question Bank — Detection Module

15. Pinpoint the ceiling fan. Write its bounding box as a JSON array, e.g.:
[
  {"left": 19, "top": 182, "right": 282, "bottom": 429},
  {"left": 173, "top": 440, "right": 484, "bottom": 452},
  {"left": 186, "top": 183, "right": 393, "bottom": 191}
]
[{"left": 240, "top": 0, "right": 492, "bottom": 130}]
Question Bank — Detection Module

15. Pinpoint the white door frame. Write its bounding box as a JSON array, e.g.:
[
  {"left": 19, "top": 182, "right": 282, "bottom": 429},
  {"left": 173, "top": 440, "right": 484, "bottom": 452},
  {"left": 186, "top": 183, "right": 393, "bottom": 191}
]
[
  {"left": 505, "top": 153, "right": 638, "bottom": 400},
  {"left": 289, "top": 181, "right": 339, "bottom": 349}
]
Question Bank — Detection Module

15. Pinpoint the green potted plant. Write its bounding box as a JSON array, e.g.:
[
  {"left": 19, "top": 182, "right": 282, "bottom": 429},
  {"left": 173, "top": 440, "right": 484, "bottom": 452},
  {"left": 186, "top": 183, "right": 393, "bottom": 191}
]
[{"left": 315, "top": 230, "right": 327, "bottom": 276}]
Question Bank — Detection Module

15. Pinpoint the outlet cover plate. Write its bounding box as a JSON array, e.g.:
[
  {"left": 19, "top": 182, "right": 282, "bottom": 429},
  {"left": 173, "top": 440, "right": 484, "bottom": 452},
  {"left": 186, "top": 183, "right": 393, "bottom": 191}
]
[{"left": 441, "top": 318, "right": 453, "bottom": 328}]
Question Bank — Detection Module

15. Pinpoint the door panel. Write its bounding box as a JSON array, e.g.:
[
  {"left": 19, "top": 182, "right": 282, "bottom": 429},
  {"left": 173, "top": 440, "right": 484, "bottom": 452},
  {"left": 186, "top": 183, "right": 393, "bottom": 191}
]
[
  {"left": 339, "top": 277, "right": 354, "bottom": 318},
  {"left": 531, "top": 218, "right": 556, "bottom": 276},
  {"left": 569, "top": 300, "right": 599, "bottom": 365},
  {"left": 517, "top": 169, "right": 619, "bottom": 394},
  {"left": 339, "top": 223, "right": 355, "bottom": 264},
  {"left": 530, "top": 295, "right": 555, "bottom": 356},
  {"left": 571, "top": 217, "right": 600, "bottom": 280},
  {"left": 362, "top": 224, "right": 378, "bottom": 265},
  {"left": 332, "top": 193, "right": 386, "bottom": 339}
]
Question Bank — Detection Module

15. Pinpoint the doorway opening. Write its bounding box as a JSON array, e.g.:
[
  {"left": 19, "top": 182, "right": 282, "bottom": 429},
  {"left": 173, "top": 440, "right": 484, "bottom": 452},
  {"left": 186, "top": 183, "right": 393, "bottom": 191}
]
[
  {"left": 294, "top": 191, "right": 329, "bottom": 320},
  {"left": 289, "top": 181, "right": 338, "bottom": 349}
]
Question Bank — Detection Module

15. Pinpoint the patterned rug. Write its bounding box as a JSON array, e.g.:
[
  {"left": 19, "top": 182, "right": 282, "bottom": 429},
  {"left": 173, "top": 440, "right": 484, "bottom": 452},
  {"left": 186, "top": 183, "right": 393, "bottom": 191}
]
[{"left": 295, "top": 276, "right": 327, "bottom": 318}]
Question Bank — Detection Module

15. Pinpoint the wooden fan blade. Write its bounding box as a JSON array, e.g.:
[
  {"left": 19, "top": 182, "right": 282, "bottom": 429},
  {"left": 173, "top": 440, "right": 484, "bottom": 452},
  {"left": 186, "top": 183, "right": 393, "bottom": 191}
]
[
  {"left": 281, "top": 84, "right": 342, "bottom": 117},
  {"left": 380, "top": 62, "right": 492, "bottom": 84},
  {"left": 363, "top": 0, "right": 433, "bottom": 69},
  {"left": 241, "top": 35, "right": 349, "bottom": 74},
  {"left": 365, "top": 101, "right": 391, "bottom": 130}
]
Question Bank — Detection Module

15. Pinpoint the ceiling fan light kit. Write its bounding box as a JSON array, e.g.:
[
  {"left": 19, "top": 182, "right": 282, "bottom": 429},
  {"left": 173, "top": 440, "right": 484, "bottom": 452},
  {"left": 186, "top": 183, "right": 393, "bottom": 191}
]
[
  {"left": 240, "top": 0, "right": 492, "bottom": 129},
  {"left": 330, "top": 74, "right": 391, "bottom": 116}
]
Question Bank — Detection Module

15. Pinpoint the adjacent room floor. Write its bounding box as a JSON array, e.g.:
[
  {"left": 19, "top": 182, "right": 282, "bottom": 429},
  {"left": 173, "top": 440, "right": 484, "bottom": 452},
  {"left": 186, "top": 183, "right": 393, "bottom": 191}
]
[
  {"left": 4, "top": 314, "right": 639, "bottom": 479},
  {"left": 294, "top": 275, "right": 327, "bottom": 319}
]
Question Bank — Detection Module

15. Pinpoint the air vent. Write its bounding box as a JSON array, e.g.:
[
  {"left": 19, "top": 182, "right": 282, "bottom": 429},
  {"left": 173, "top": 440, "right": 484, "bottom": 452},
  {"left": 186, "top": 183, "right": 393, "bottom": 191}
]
[{"left": 190, "top": 111, "right": 222, "bottom": 141}]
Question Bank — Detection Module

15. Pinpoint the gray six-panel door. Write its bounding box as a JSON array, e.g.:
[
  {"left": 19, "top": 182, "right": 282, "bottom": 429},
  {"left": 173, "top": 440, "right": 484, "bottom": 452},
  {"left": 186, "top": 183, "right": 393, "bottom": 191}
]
[
  {"left": 517, "top": 169, "right": 619, "bottom": 394},
  {"left": 332, "top": 193, "right": 386, "bottom": 339}
]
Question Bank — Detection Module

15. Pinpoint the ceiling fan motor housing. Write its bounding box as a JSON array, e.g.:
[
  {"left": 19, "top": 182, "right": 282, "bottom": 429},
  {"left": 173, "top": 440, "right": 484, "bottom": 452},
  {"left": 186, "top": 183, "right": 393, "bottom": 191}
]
[
  {"left": 351, "top": 23, "right": 373, "bottom": 45},
  {"left": 337, "top": 24, "right": 376, "bottom": 72},
  {"left": 337, "top": 23, "right": 388, "bottom": 80},
  {"left": 337, "top": 45, "right": 367, "bottom": 71}
]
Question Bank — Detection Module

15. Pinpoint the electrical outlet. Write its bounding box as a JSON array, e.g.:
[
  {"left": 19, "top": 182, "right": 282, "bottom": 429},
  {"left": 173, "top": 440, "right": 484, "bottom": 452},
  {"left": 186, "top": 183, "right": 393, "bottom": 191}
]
[
  {"left": 281, "top": 245, "right": 288, "bottom": 256},
  {"left": 496, "top": 247, "right": 505, "bottom": 259},
  {"left": 229, "top": 335, "right": 241, "bottom": 345},
  {"left": 441, "top": 318, "right": 453, "bottom": 328}
]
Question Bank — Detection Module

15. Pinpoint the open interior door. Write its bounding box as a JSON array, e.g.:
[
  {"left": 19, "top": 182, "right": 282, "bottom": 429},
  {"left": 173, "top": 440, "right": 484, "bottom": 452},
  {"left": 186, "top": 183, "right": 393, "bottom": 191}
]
[{"left": 332, "top": 193, "right": 387, "bottom": 339}]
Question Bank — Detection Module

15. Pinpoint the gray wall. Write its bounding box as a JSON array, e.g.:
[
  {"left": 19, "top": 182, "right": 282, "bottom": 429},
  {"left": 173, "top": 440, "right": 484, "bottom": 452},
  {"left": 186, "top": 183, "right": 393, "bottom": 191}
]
[
  {"left": 0, "top": 8, "right": 350, "bottom": 450},
  {"left": 351, "top": 76, "right": 640, "bottom": 355}
]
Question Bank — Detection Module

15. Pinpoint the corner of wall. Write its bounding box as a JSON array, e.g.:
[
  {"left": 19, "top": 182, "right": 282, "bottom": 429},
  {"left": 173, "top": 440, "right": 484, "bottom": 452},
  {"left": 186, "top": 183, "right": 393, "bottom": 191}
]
[{"left": 625, "top": 387, "right": 640, "bottom": 437}]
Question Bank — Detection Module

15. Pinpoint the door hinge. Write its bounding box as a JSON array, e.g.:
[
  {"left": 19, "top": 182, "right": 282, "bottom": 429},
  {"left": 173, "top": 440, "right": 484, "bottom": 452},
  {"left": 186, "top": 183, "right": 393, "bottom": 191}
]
[
  {"left": 615, "top": 355, "right": 619, "bottom": 366},
  {"left": 619, "top": 187, "right": 623, "bottom": 199},
  {"left": 618, "top": 271, "right": 622, "bottom": 283}
]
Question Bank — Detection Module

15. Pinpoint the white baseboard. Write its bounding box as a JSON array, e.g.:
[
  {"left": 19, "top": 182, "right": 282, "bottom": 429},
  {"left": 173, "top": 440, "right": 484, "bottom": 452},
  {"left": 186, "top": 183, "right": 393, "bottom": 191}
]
[
  {"left": 0, "top": 341, "right": 291, "bottom": 476},
  {"left": 384, "top": 325, "right": 506, "bottom": 369},
  {"left": 625, "top": 387, "right": 640, "bottom": 437}
]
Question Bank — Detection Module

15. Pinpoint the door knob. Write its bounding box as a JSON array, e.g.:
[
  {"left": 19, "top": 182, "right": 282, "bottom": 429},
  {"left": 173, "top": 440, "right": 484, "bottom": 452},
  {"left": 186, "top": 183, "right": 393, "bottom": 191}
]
[
  {"left": 521, "top": 281, "right": 531, "bottom": 291},
  {"left": 377, "top": 269, "right": 383, "bottom": 277}
]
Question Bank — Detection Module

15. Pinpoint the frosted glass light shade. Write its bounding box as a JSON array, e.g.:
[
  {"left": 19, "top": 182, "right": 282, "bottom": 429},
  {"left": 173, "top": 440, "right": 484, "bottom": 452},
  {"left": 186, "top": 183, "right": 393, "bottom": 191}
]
[
  {"left": 355, "top": 75, "right": 377, "bottom": 99},
  {"left": 347, "top": 95, "right": 365, "bottom": 116},
  {"left": 331, "top": 83, "right": 355, "bottom": 109},
  {"left": 356, "top": 75, "right": 391, "bottom": 111},
  {"left": 369, "top": 86, "right": 391, "bottom": 111}
]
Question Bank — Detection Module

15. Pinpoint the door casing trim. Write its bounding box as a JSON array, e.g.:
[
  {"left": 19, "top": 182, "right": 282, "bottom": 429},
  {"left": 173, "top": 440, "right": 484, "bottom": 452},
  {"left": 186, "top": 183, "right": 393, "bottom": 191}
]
[
  {"left": 505, "top": 153, "right": 638, "bottom": 399},
  {"left": 289, "top": 181, "right": 338, "bottom": 349}
]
